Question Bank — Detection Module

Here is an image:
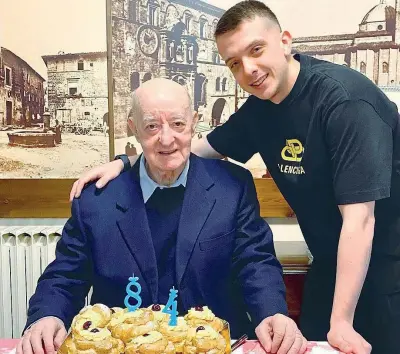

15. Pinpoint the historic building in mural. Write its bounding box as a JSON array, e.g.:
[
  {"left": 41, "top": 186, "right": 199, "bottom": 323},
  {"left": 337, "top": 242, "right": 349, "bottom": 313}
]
[
  {"left": 111, "top": 0, "right": 400, "bottom": 139},
  {"left": 42, "top": 52, "right": 109, "bottom": 134},
  {"left": 111, "top": 0, "right": 251, "bottom": 138},
  {"left": 0, "top": 47, "right": 45, "bottom": 128},
  {"left": 293, "top": 0, "right": 400, "bottom": 104}
]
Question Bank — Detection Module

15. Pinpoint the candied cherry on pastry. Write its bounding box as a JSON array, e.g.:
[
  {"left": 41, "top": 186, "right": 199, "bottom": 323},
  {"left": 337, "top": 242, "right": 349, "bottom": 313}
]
[
  {"left": 82, "top": 321, "right": 92, "bottom": 330},
  {"left": 152, "top": 304, "right": 162, "bottom": 311},
  {"left": 196, "top": 326, "right": 205, "bottom": 332},
  {"left": 195, "top": 306, "right": 203, "bottom": 311}
]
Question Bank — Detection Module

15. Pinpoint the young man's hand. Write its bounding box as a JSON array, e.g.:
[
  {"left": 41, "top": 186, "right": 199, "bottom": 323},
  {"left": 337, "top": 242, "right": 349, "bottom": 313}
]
[
  {"left": 69, "top": 159, "right": 125, "bottom": 201},
  {"left": 328, "top": 320, "right": 371, "bottom": 354}
]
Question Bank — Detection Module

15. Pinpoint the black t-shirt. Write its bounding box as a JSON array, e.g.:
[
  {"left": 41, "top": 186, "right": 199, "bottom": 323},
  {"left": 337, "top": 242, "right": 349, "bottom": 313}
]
[{"left": 207, "top": 53, "right": 400, "bottom": 292}]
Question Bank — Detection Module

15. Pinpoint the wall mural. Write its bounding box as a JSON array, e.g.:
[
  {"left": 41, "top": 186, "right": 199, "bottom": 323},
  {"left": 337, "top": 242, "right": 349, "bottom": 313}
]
[
  {"left": 0, "top": 0, "right": 398, "bottom": 178},
  {"left": 0, "top": 0, "right": 109, "bottom": 178},
  {"left": 110, "top": 0, "right": 400, "bottom": 177}
]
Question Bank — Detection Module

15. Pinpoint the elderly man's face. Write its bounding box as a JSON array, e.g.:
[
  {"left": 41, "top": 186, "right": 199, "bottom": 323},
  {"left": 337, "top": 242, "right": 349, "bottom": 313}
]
[{"left": 133, "top": 91, "right": 196, "bottom": 176}]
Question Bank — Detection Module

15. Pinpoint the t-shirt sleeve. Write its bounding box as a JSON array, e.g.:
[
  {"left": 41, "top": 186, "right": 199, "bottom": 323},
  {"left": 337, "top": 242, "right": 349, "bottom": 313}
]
[
  {"left": 325, "top": 99, "right": 393, "bottom": 205},
  {"left": 206, "top": 101, "right": 257, "bottom": 164}
]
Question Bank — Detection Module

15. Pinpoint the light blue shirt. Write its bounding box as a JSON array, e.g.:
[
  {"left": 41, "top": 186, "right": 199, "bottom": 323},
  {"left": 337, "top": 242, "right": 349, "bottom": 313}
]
[{"left": 139, "top": 154, "right": 189, "bottom": 203}]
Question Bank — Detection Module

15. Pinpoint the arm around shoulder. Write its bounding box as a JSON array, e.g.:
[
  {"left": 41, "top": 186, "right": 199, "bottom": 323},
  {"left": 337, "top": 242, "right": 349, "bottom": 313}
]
[{"left": 192, "top": 136, "right": 223, "bottom": 159}]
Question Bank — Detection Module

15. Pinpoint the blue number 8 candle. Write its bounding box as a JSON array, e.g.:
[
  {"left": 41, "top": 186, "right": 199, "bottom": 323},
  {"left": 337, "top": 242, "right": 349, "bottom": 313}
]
[
  {"left": 162, "top": 287, "right": 178, "bottom": 326},
  {"left": 124, "top": 274, "right": 142, "bottom": 312}
]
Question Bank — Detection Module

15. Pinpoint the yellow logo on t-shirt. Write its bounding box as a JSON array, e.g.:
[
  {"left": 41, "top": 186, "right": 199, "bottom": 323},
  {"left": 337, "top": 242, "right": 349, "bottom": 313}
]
[
  {"left": 281, "top": 139, "right": 304, "bottom": 162},
  {"left": 278, "top": 139, "right": 306, "bottom": 175}
]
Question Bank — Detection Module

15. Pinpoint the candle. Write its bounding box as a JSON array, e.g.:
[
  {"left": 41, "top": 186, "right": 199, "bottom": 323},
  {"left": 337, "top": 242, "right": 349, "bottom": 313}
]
[
  {"left": 162, "top": 287, "right": 179, "bottom": 326},
  {"left": 124, "top": 274, "right": 142, "bottom": 312}
]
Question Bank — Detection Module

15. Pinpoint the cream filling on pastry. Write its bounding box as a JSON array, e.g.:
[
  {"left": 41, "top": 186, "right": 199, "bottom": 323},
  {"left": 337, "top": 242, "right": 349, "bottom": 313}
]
[
  {"left": 186, "top": 306, "right": 215, "bottom": 321},
  {"left": 131, "top": 331, "right": 163, "bottom": 345},
  {"left": 76, "top": 327, "right": 112, "bottom": 341},
  {"left": 162, "top": 317, "right": 188, "bottom": 332},
  {"left": 192, "top": 325, "right": 218, "bottom": 340}
]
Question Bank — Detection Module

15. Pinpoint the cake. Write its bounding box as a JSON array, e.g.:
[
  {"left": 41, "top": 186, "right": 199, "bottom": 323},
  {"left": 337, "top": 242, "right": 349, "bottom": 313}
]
[
  {"left": 125, "top": 331, "right": 176, "bottom": 354},
  {"left": 59, "top": 325, "right": 124, "bottom": 354},
  {"left": 108, "top": 308, "right": 157, "bottom": 344},
  {"left": 158, "top": 316, "right": 189, "bottom": 352},
  {"left": 183, "top": 325, "right": 226, "bottom": 354},
  {"left": 147, "top": 304, "right": 169, "bottom": 324},
  {"left": 58, "top": 303, "right": 231, "bottom": 354},
  {"left": 184, "top": 306, "right": 224, "bottom": 332}
]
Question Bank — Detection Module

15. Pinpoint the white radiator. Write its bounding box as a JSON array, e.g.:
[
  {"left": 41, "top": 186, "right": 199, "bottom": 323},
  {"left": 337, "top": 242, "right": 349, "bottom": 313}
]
[{"left": 0, "top": 220, "right": 93, "bottom": 339}]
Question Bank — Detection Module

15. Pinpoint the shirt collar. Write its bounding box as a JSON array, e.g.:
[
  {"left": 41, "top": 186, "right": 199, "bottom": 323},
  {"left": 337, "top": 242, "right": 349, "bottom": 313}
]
[{"left": 139, "top": 154, "right": 189, "bottom": 203}]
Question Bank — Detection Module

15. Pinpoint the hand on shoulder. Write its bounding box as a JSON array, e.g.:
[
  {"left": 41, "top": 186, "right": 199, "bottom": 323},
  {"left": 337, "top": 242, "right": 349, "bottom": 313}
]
[{"left": 69, "top": 159, "right": 125, "bottom": 202}]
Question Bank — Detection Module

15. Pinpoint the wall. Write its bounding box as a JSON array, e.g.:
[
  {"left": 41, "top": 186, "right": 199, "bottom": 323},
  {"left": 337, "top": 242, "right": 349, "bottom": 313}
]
[{"left": 0, "top": 217, "right": 306, "bottom": 243}]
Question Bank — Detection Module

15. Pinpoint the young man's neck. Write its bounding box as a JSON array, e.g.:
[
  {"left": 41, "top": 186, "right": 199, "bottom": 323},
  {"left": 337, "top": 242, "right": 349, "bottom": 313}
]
[{"left": 270, "top": 56, "right": 301, "bottom": 104}]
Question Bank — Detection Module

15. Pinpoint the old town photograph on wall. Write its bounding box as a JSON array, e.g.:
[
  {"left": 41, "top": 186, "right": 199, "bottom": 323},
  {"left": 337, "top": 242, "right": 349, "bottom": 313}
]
[
  {"left": 110, "top": 0, "right": 400, "bottom": 177},
  {"left": 0, "top": 0, "right": 398, "bottom": 178},
  {"left": 0, "top": 0, "right": 109, "bottom": 178}
]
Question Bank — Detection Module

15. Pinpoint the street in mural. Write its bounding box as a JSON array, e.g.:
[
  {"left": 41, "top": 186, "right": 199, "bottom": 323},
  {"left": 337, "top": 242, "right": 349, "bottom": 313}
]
[{"left": 0, "top": 0, "right": 109, "bottom": 178}]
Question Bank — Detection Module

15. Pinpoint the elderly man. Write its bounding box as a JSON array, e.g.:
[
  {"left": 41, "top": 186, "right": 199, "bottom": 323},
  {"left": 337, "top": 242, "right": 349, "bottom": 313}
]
[{"left": 18, "top": 79, "right": 306, "bottom": 354}]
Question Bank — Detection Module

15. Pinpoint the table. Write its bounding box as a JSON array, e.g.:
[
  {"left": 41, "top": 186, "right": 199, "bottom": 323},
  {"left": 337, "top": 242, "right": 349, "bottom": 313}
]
[{"left": 0, "top": 339, "right": 338, "bottom": 353}]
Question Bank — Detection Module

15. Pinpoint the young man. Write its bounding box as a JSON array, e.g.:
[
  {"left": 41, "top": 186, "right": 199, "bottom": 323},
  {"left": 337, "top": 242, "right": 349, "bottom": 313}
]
[{"left": 70, "top": 1, "right": 400, "bottom": 353}]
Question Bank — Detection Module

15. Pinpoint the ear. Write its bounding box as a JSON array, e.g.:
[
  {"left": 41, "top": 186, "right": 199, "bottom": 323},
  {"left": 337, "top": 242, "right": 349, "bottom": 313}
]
[
  {"left": 191, "top": 111, "right": 199, "bottom": 136},
  {"left": 127, "top": 117, "right": 140, "bottom": 142},
  {"left": 280, "top": 30, "right": 293, "bottom": 56}
]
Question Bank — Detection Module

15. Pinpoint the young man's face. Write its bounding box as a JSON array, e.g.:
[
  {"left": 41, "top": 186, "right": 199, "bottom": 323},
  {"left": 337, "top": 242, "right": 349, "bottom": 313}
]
[{"left": 216, "top": 16, "right": 292, "bottom": 102}]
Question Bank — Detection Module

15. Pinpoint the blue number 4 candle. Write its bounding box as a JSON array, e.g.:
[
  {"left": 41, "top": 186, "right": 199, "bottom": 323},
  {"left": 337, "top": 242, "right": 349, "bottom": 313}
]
[{"left": 163, "top": 287, "right": 179, "bottom": 326}]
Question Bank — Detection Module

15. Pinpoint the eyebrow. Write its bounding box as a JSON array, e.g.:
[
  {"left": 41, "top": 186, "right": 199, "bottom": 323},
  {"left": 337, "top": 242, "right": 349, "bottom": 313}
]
[
  {"left": 141, "top": 113, "right": 187, "bottom": 124},
  {"left": 225, "top": 39, "right": 265, "bottom": 65},
  {"left": 142, "top": 115, "right": 156, "bottom": 124}
]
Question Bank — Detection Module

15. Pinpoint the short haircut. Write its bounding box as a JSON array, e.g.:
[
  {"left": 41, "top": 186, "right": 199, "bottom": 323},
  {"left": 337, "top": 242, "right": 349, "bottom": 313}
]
[{"left": 214, "top": 0, "right": 281, "bottom": 38}]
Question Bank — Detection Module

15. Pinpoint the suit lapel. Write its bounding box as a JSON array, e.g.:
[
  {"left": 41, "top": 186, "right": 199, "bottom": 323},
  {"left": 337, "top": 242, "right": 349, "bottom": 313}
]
[
  {"left": 116, "top": 162, "right": 158, "bottom": 303},
  {"left": 176, "top": 155, "right": 216, "bottom": 287}
]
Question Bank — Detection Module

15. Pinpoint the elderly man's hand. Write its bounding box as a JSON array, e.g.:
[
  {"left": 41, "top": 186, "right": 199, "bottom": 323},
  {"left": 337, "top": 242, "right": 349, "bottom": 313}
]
[
  {"left": 328, "top": 320, "right": 371, "bottom": 354},
  {"left": 69, "top": 159, "right": 124, "bottom": 201},
  {"left": 255, "top": 314, "right": 307, "bottom": 354},
  {"left": 16, "top": 317, "right": 67, "bottom": 354}
]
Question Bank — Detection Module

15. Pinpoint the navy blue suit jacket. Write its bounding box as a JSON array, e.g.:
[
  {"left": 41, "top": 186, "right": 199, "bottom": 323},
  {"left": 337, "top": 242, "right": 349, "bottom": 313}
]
[{"left": 26, "top": 154, "right": 287, "bottom": 337}]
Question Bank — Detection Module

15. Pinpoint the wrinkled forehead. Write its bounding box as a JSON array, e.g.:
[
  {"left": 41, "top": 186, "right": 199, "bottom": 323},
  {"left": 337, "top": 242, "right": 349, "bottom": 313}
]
[
  {"left": 140, "top": 90, "right": 190, "bottom": 115},
  {"left": 140, "top": 107, "right": 190, "bottom": 121}
]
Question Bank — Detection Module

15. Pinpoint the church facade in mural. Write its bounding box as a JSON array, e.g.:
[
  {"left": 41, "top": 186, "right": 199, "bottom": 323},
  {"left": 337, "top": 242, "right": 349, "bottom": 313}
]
[
  {"left": 111, "top": 0, "right": 250, "bottom": 142},
  {"left": 293, "top": 0, "right": 400, "bottom": 104}
]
